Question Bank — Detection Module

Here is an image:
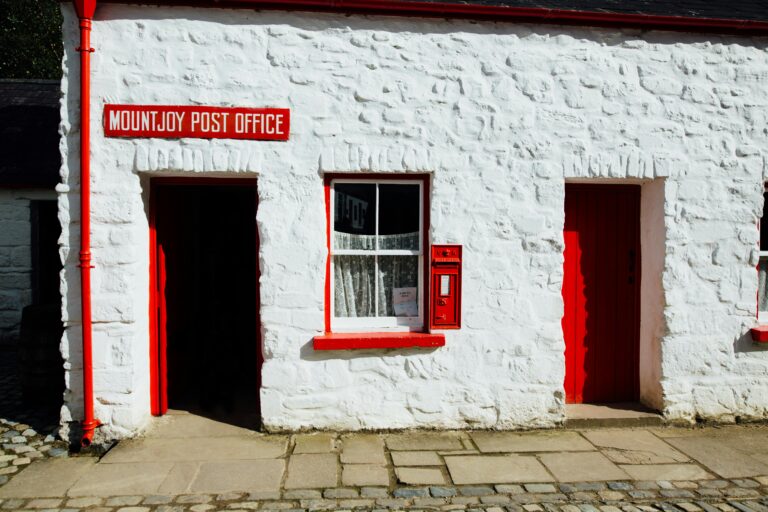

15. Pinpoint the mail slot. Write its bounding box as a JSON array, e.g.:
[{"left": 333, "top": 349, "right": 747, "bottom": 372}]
[{"left": 430, "top": 244, "right": 462, "bottom": 329}]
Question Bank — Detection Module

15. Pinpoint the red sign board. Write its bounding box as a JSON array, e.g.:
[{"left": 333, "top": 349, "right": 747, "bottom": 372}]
[{"left": 103, "top": 105, "right": 290, "bottom": 141}]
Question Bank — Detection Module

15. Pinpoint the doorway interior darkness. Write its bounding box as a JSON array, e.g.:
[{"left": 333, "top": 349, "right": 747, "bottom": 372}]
[{"left": 150, "top": 180, "right": 260, "bottom": 429}]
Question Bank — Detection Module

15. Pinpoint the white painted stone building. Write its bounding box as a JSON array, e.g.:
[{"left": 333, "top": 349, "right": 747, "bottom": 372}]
[{"left": 58, "top": 0, "right": 768, "bottom": 441}]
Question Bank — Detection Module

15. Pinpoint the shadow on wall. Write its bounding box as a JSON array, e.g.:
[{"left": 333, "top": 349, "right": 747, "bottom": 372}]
[
  {"left": 734, "top": 329, "right": 768, "bottom": 354},
  {"left": 299, "top": 339, "right": 441, "bottom": 362}
]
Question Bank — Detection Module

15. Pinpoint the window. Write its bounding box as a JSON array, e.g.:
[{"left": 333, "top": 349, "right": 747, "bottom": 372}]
[
  {"left": 760, "top": 188, "right": 768, "bottom": 322},
  {"left": 330, "top": 178, "right": 425, "bottom": 331}
]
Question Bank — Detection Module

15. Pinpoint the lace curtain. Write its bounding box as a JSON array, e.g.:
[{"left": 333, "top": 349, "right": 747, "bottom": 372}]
[
  {"left": 334, "top": 232, "right": 419, "bottom": 251},
  {"left": 333, "top": 232, "right": 419, "bottom": 318}
]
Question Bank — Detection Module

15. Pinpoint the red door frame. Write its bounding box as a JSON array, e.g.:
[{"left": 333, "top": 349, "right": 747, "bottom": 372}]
[
  {"left": 562, "top": 183, "right": 641, "bottom": 404},
  {"left": 149, "top": 177, "right": 260, "bottom": 416}
]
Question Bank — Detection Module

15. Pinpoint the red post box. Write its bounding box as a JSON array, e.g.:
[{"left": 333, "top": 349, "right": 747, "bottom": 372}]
[{"left": 430, "top": 244, "right": 462, "bottom": 329}]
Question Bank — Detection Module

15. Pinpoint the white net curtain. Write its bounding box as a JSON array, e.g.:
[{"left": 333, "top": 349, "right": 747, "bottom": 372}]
[{"left": 334, "top": 233, "right": 419, "bottom": 318}]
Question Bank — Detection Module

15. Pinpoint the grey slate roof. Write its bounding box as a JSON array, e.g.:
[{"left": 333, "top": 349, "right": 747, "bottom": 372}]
[
  {"left": 0, "top": 80, "right": 60, "bottom": 188},
  {"left": 98, "top": 0, "right": 768, "bottom": 23},
  {"left": 408, "top": 0, "right": 768, "bottom": 22}
]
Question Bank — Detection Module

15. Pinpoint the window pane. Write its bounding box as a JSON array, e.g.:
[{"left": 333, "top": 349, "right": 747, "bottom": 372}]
[
  {"left": 378, "top": 256, "right": 419, "bottom": 317},
  {"left": 334, "top": 255, "right": 375, "bottom": 317},
  {"left": 378, "top": 184, "right": 420, "bottom": 250},
  {"left": 762, "top": 192, "right": 768, "bottom": 250},
  {"left": 334, "top": 184, "right": 376, "bottom": 250},
  {"left": 760, "top": 258, "right": 768, "bottom": 313}
]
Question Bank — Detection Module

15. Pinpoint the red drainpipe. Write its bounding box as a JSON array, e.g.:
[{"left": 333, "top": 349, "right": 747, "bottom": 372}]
[{"left": 73, "top": 0, "right": 100, "bottom": 448}]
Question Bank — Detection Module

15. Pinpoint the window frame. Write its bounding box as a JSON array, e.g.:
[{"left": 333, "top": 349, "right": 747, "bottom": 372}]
[
  {"left": 759, "top": 185, "right": 768, "bottom": 323},
  {"left": 324, "top": 174, "right": 430, "bottom": 334}
]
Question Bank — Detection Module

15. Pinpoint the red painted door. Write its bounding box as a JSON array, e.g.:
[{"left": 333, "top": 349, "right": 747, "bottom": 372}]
[{"left": 563, "top": 184, "right": 640, "bottom": 404}]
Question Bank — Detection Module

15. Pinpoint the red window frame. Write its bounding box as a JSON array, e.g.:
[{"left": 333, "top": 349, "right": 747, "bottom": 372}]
[
  {"left": 751, "top": 185, "right": 768, "bottom": 343},
  {"left": 314, "top": 173, "right": 445, "bottom": 350}
]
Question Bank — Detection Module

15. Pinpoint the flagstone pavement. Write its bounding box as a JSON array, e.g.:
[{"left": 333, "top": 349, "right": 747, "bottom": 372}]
[{"left": 1, "top": 412, "right": 768, "bottom": 512}]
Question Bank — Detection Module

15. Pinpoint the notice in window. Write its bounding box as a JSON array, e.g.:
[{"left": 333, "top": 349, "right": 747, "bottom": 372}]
[{"left": 393, "top": 287, "right": 418, "bottom": 317}]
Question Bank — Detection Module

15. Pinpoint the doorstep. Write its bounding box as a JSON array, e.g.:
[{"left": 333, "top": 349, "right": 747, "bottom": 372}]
[{"left": 565, "top": 402, "right": 664, "bottom": 428}]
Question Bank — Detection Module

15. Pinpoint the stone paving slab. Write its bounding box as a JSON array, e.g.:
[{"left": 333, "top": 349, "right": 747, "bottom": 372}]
[
  {"left": 293, "top": 434, "right": 336, "bottom": 454},
  {"left": 666, "top": 437, "right": 768, "bottom": 479},
  {"left": 395, "top": 467, "right": 447, "bottom": 485},
  {"left": 0, "top": 457, "right": 96, "bottom": 498},
  {"left": 472, "top": 431, "right": 595, "bottom": 453},
  {"left": 341, "top": 464, "right": 389, "bottom": 486},
  {"left": 101, "top": 436, "right": 288, "bottom": 463},
  {"left": 68, "top": 461, "right": 175, "bottom": 496},
  {"left": 188, "top": 460, "right": 285, "bottom": 493},
  {"left": 391, "top": 450, "right": 443, "bottom": 466},
  {"left": 284, "top": 453, "right": 338, "bottom": 489},
  {"left": 446, "top": 455, "right": 554, "bottom": 484},
  {"left": 156, "top": 462, "right": 199, "bottom": 495},
  {"left": 146, "top": 414, "right": 260, "bottom": 439},
  {"left": 539, "top": 452, "right": 629, "bottom": 482},
  {"left": 582, "top": 430, "right": 690, "bottom": 464},
  {"left": 341, "top": 435, "right": 386, "bottom": 464},
  {"left": 386, "top": 432, "right": 465, "bottom": 451},
  {"left": 619, "top": 464, "right": 714, "bottom": 481}
]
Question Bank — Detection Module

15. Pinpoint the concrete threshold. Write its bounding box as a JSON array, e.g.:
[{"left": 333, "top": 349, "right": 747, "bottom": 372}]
[{"left": 565, "top": 402, "right": 663, "bottom": 428}]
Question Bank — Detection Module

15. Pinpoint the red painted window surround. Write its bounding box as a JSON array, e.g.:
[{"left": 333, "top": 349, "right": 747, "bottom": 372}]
[
  {"left": 94, "top": 0, "right": 768, "bottom": 36},
  {"left": 315, "top": 173, "right": 443, "bottom": 350},
  {"left": 314, "top": 332, "right": 445, "bottom": 350},
  {"left": 750, "top": 326, "right": 768, "bottom": 344}
]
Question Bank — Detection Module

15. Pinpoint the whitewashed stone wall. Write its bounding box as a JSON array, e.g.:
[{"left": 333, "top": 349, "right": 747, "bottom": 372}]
[
  {"left": 60, "top": 4, "right": 768, "bottom": 439},
  {"left": 0, "top": 189, "right": 56, "bottom": 344}
]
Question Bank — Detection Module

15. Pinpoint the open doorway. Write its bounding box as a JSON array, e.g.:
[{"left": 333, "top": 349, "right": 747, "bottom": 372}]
[{"left": 150, "top": 179, "right": 260, "bottom": 430}]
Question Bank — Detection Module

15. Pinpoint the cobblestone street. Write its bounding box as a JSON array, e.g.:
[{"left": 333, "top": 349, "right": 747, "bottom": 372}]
[
  {"left": 0, "top": 347, "right": 70, "bottom": 489},
  {"left": 1, "top": 412, "right": 767, "bottom": 512}
]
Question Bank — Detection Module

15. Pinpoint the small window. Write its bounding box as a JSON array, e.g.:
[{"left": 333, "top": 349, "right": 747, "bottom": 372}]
[
  {"left": 330, "top": 179, "right": 424, "bottom": 331},
  {"left": 760, "top": 188, "right": 768, "bottom": 322}
]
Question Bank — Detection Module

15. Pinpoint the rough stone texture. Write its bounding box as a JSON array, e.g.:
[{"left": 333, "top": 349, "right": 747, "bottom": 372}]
[
  {"left": 0, "top": 189, "right": 55, "bottom": 344},
  {"left": 58, "top": 3, "right": 768, "bottom": 438}
]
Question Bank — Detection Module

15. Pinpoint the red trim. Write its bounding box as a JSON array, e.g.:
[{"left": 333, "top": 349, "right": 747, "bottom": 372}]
[
  {"left": 324, "top": 180, "right": 332, "bottom": 333},
  {"left": 750, "top": 326, "right": 768, "bottom": 344},
  {"left": 422, "top": 176, "right": 431, "bottom": 333},
  {"left": 95, "top": 0, "right": 768, "bottom": 36},
  {"left": 75, "top": 5, "right": 101, "bottom": 448},
  {"left": 322, "top": 173, "right": 431, "bottom": 339},
  {"left": 148, "top": 177, "right": 258, "bottom": 416},
  {"left": 148, "top": 186, "right": 159, "bottom": 415},
  {"left": 314, "top": 332, "right": 445, "bottom": 350},
  {"left": 103, "top": 104, "right": 290, "bottom": 141}
]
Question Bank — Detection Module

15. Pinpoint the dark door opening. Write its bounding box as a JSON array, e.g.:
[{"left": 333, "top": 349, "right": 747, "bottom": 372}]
[
  {"left": 3, "top": 199, "right": 63, "bottom": 435},
  {"left": 151, "top": 181, "right": 260, "bottom": 429},
  {"left": 563, "top": 184, "right": 640, "bottom": 404}
]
